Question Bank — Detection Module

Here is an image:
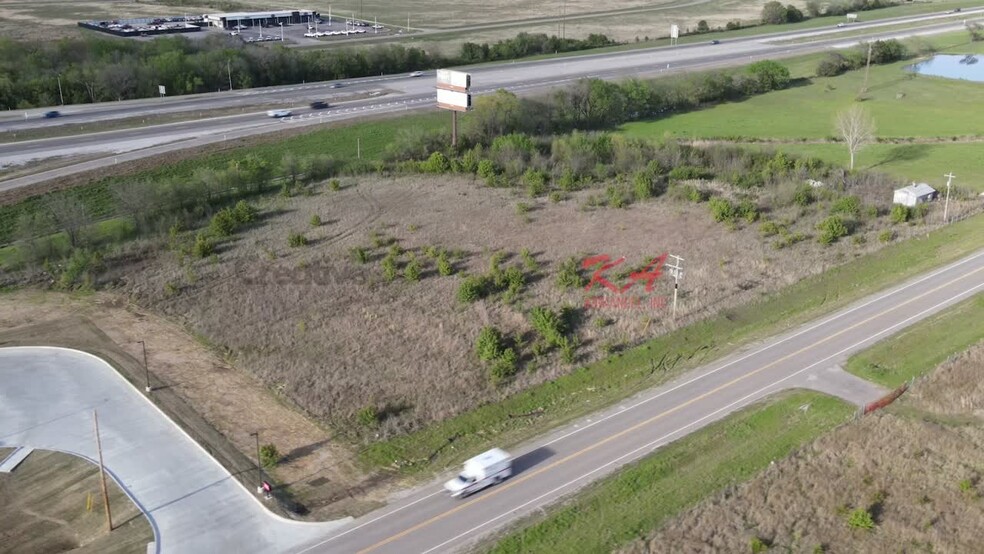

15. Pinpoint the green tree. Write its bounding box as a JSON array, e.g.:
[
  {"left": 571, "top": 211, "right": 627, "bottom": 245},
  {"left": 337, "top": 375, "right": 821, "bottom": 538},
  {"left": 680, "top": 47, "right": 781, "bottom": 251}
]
[
  {"left": 475, "top": 326, "right": 505, "bottom": 361},
  {"left": 259, "top": 444, "right": 280, "bottom": 468},
  {"left": 761, "top": 1, "right": 788, "bottom": 24},
  {"left": 696, "top": 20, "right": 710, "bottom": 33},
  {"left": 747, "top": 60, "right": 791, "bottom": 92},
  {"left": 817, "top": 215, "right": 849, "bottom": 244}
]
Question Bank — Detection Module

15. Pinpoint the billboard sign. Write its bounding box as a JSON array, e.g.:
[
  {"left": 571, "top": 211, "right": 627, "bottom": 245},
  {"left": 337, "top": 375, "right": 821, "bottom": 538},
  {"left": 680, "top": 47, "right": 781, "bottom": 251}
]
[
  {"left": 670, "top": 24, "right": 679, "bottom": 39},
  {"left": 436, "top": 69, "right": 471, "bottom": 92},
  {"left": 436, "top": 88, "right": 471, "bottom": 111}
]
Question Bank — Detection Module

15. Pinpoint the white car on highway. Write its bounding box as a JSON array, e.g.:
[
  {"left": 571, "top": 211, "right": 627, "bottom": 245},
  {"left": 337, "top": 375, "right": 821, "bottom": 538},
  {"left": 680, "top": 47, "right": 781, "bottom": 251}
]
[
  {"left": 444, "top": 448, "right": 512, "bottom": 498},
  {"left": 266, "top": 109, "right": 292, "bottom": 118}
]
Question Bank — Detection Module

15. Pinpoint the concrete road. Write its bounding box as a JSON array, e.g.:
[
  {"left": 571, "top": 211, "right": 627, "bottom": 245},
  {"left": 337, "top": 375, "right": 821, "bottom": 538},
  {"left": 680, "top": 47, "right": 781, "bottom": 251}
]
[
  {"left": 298, "top": 249, "right": 984, "bottom": 553},
  {"left": 1, "top": 9, "right": 981, "bottom": 191},
  {"left": 0, "top": 347, "right": 349, "bottom": 554}
]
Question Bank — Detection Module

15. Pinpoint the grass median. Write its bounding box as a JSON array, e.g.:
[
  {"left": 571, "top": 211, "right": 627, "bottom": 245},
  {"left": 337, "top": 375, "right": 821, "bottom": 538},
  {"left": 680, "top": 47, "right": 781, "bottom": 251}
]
[
  {"left": 846, "top": 293, "right": 984, "bottom": 388},
  {"left": 482, "top": 391, "right": 854, "bottom": 554},
  {"left": 360, "top": 213, "right": 984, "bottom": 472}
]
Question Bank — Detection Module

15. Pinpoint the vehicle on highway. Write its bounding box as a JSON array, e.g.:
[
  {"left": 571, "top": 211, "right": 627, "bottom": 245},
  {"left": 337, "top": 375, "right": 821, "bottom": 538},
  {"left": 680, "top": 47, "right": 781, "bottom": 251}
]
[
  {"left": 710, "top": 40, "right": 720, "bottom": 45},
  {"left": 444, "top": 448, "right": 512, "bottom": 498},
  {"left": 43, "top": 110, "right": 61, "bottom": 118},
  {"left": 329, "top": 83, "right": 343, "bottom": 89},
  {"left": 409, "top": 71, "right": 424, "bottom": 77},
  {"left": 310, "top": 101, "right": 328, "bottom": 109},
  {"left": 266, "top": 109, "right": 292, "bottom": 118}
]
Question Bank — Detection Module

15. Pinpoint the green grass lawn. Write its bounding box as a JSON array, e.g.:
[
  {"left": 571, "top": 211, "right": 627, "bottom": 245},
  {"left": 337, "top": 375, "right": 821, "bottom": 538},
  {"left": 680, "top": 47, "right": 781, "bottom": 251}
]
[
  {"left": 485, "top": 391, "right": 854, "bottom": 554},
  {"left": 360, "top": 213, "right": 984, "bottom": 472},
  {"left": 744, "top": 142, "right": 984, "bottom": 191},
  {"left": 845, "top": 293, "right": 984, "bottom": 388}
]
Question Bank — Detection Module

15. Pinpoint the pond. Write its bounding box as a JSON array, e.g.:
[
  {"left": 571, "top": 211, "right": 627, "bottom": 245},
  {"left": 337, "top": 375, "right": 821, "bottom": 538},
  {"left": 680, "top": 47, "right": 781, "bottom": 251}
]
[{"left": 905, "top": 54, "right": 984, "bottom": 82}]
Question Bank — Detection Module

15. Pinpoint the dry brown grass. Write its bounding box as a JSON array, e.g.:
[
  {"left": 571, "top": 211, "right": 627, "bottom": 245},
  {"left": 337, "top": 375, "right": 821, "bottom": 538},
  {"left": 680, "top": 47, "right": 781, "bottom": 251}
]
[
  {"left": 114, "top": 172, "right": 927, "bottom": 438},
  {"left": 622, "top": 340, "right": 984, "bottom": 554},
  {"left": 0, "top": 449, "right": 152, "bottom": 554}
]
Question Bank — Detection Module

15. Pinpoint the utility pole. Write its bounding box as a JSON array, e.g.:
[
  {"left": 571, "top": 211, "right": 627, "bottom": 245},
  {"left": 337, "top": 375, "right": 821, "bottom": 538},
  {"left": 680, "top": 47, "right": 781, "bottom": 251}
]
[
  {"left": 279, "top": 22, "right": 284, "bottom": 41},
  {"left": 943, "top": 172, "right": 955, "bottom": 223},
  {"left": 328, "top": 5, "right": 332, "bottom": 26},
  {"left": 56, "top": 74, "right": 64, "bottom": 105},
  {"left": 136, "top": 340, "right": 151, "bottom": 392},
  {"left": 407, "top": 13, "right": 411, "bottom": 33},
  {"left": 249, "top": 431, "right": 262, "bottom": 489},
  {"left": 451, "top": 111, "right": 458, "bottom": 148},
  {"left": 666, "top": 254, "right": 684, "bottom": 320},
  {"left": 227, "top": 59, "right": 232, "bottom": 91},
  {"left": 374, "top": 15, "right": 378, "bottom": 34},
  {"left": 357, "top": 137, "right": 361, "bottom": 159},
  {"left": 93, "top": 410, "right": 113, "bottom": 532},
  {"left": 562, "top": 0, "right": 567, "bottom": 40}
]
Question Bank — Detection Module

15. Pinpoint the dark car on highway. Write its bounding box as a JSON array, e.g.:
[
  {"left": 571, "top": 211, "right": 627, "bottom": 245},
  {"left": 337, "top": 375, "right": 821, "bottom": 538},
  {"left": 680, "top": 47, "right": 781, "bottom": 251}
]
[
  {"left": 43, "top": 110, "right": 61, "bottom": 118},
  {"left": 310, "top": 101, "right": 329, "bottom": 109}
]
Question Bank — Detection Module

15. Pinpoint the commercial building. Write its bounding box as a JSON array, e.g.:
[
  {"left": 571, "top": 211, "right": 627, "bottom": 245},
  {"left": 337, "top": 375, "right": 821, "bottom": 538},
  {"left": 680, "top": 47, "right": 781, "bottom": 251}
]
[{"left": 204, "top": 10, "right": 319, "bottom": 30}]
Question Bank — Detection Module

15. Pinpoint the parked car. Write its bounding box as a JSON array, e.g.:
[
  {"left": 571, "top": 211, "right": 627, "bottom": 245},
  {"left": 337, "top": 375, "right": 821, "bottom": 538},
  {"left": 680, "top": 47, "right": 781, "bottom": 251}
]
[
  {"left": 266, "top": 109, "right": 292, "bottom": 118},
  {"left": 43, "top": 110, "right": 60, "bottom": 118},
  {"left": 310, "top": 101, "right": 328, "bottom": 109}
]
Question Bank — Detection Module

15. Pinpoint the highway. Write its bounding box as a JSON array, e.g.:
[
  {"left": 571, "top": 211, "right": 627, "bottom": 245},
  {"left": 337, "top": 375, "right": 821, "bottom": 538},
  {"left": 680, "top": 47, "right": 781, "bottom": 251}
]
[{"left": 1, "top": 8, "right": 982, "bottom": 192}]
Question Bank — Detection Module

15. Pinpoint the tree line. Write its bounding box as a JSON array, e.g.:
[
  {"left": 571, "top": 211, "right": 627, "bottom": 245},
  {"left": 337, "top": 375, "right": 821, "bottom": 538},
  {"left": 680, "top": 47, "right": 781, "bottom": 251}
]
[{"left": 0, "top": 32, "right": 616, "bottom": 109}]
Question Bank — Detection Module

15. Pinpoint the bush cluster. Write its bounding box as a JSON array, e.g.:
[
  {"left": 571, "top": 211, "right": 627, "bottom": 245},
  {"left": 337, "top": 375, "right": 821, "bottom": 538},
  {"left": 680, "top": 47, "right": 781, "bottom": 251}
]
[{"left": 816, "top": 39, "right": 909, "bottom": 77}]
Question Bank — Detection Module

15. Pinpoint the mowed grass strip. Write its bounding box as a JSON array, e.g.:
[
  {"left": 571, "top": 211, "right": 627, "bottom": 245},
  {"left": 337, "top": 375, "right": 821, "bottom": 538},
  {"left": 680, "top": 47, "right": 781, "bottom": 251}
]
[
  {"left": 846, "top": 293, "right": 984, "bottom": 388},
  {"left": 360, "top": 214, "right": 984, "bottom": 471},
  {"left": 484, "top": 391, "right": 854, "bottom": 554}
]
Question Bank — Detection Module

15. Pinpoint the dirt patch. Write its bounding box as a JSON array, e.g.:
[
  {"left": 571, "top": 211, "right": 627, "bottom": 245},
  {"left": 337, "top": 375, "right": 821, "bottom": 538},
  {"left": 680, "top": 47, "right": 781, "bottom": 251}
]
[
  {"left": 0, "top": 290, "right": 390, "bottom": 520},
  {"left": 110, "top": 173, "right": 928, "bottom": 438},
  {"left": 623, "top": 340, "right": 984, "bottom": 554},
  {"left": 0, "top": 449, "right": 152, "bottom": 554}
]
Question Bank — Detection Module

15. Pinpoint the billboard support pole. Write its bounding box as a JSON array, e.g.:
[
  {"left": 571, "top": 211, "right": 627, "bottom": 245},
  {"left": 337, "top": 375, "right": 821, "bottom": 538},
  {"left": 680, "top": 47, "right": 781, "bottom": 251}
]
[{"left": 452, "top": 110, "right": 458, "bottom": 148}]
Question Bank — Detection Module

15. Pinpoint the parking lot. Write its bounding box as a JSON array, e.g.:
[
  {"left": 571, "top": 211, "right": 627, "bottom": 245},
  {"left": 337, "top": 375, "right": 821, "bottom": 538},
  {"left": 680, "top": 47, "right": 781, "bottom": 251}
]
[{"left": 227, "top": 17, "right": 395, "bottom": 46}]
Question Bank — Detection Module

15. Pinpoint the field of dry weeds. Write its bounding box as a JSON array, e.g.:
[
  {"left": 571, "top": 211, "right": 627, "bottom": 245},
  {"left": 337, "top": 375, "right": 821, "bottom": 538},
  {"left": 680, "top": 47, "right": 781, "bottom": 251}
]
[
  {"left": 624, "top": 341, "right": 984, "bottom": 554},
  {"left": 110, "top": 172, "right": 934, "bottom": 437}
]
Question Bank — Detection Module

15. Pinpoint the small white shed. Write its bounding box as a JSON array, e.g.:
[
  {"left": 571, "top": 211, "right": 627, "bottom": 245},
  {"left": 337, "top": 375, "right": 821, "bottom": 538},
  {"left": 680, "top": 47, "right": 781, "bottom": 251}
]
[{"left": 893, "top": 183, "right": 938, "bottom": 207}]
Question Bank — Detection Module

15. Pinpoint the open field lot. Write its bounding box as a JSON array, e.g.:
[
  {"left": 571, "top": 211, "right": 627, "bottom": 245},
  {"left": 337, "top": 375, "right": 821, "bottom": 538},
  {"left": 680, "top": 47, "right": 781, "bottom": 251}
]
[
  {"left": 626, "top": 336, "right": 984, "bottom": 553},
  {"left": 0, "top": 449, "right": 152, "bottom": 553},
  {"left": 108, "top": 170, "right": 954, "bottom": 438}
]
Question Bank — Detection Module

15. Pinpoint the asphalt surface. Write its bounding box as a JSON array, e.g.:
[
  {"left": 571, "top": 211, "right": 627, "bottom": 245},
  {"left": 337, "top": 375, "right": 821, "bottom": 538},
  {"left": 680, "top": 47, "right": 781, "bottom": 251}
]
[
  {"left": 1, "top": 8, "right": 981, "bottom": 191},
  {"left": 2, "top": 250, "right": 981, "bottom": 554},
  {"left": 0, "top": 347, "right": 350, "bottom": 553},
  {"left": 299, "top": 248, "right": 984, "bottom": 554}
]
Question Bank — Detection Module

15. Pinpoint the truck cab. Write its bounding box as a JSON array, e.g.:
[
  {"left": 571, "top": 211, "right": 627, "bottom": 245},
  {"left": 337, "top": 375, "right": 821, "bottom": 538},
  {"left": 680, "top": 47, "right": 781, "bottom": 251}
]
[{"left": 444, "top": 448, "right": 512, "bottom": 498}]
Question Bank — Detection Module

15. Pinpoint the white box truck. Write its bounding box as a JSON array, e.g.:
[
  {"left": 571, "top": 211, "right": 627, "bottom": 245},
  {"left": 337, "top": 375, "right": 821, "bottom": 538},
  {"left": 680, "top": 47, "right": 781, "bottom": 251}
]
[{"left": 444, "top": 448, "right": 512, "bottom": 498}]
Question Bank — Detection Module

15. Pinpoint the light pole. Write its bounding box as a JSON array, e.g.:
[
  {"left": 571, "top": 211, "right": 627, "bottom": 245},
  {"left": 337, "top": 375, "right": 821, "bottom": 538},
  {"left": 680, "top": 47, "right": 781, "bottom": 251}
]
[
  {"left": 249, "top": 431, "right": 262, "bottom": 489},
  {"left": 56, "top": 74, "right": 64, "bottom": 105},
  {"left": 279, "top": 22, "right": 284, "bottom": 41},
  {"left": 136, "top": 340, "right": 151, "bottom": 392},
  {"left": 943, "top": 172, "right": 955, "bottom": 223}
]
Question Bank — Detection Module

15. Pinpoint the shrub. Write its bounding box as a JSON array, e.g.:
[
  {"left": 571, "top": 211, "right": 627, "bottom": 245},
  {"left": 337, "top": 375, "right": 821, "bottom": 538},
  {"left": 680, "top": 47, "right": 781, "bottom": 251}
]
[
  {"left": 831, "top": 195, "right": 862, "bottom": 217},
  {"left": 56, "top": 249, "right": 103, "bottom": 290},
  {"left": 458, "top": 274, "right": 489, "bottom": 302},
  {"left": 847, "top": 507, "right": 876, "bottom": 530},
  {"left": 816, "top": 52, "right": 848, "bottom": 77},
  {"left": 759, "top": 220, "right": 782, "bottom": 237},
  {"left": 357, "top": 405, "right": 380, "bottom": 427},
  {"left": 193, "top": 233, "right": 215, "bottom": 258},
  {"left": 259, "top": 444, "right": 280, "bottom": 468},
  {"left": 233, "top": 200, "right": 258, "bottom": 224},
  {"left": 521, "top": 248, "right": 538, "bottom": 272},
  {"left": 382, "top": 255, "right": 398, "bottom": 281},
  {"left": 793, "top": 184, "right": 815, "bottom": 206},
  {"left": 557, "top": 167, "right": 581, "bottom": 192},
  {"left": 890, "top": 204, "right": 911, "bottom": 224},
  {"left": 476, "top": 326, "right": 505, "bottom": 362},
  {"left": 817, "top": 215, "right": 849, "bottom": 245},
  {"left": 878, "top": 229, "right": 894, "bottom": 243},
  {"left": 559, "top": 336, "right": 578, "bottom": 364},
  {"left": 606, "top": 185, "right": 628, "bottom": 208},
  {"left": 633, "top": 170, "right": 657, "bottom": 200},
  {"left": 350, "top": 246, "right": 369, "bottom": 264},
  {"left": 523, "top": 168, "right": 549, "bottom": 197},
  {"left": 516, "top": 202, "right": 532, "bottom": 215},
  {"left": 477, "top": 159, "right": 497, "bottom": 183},
  {"left": 709, "top": 197, "right": 736, "bottom": 223},
  {"left": 309, "top": 214, "right": 322, "bottom": 227},
  {"left": 774, "top": 230, "right": 807, "bottom": 249},
  {"left": 329, "top": 179, "right": 341, "bottom": 191},
  {"left": 529, "top": 306, "right": 567, "bottom": 347},
  {"left": 403, "top": 256, "right": 422, "bottom": 282},
  {"left": 750, "top": 536, "right": 770, "bottom": 553},
  {"left": 556, "top": 257, "right": 585, "bottom": 289},
  {"left": 421, "top": 151, "right": 452, "bottom": 173},
  {"left": 502, "top": 266, "right": 525, "bottom": 298},
  {"left": 489, "top": 348, "right": 518, "bottom": 384},
  {"left": 288, "top": 232, "right": 308, "bottom": 247},
  {"left": 737, "top": 200, "right": 760, "bottom": 223},
  {"left": 668, "top": 165, "right": 712, "bottom": 181},
  {"left": 209, "top": 208, "right": 238, "bottom": 237},
  {"left": 437, "top": 253, "right": 455, "bottom": 276}
]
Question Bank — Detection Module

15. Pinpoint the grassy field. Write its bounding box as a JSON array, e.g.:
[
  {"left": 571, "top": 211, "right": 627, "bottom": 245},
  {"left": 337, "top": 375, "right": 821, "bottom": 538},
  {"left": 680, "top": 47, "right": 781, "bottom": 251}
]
[
  {"left": 845, "top": 293, "right": 984, "bottom": 388},
  {"left": 484, "top": 391, "right": 854, "bottom": 553},
  {"left": 0, "top": 449, "right": 153, "bottom": 553},
  {"left": 359, "top": 212, "right": 984, "bottom": 471}
]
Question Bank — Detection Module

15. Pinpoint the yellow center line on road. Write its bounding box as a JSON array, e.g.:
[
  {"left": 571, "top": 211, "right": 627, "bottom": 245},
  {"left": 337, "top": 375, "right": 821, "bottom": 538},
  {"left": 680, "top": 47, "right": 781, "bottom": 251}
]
[{"left": 356, "top": 264, "right": 984, "bottom": 554}]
